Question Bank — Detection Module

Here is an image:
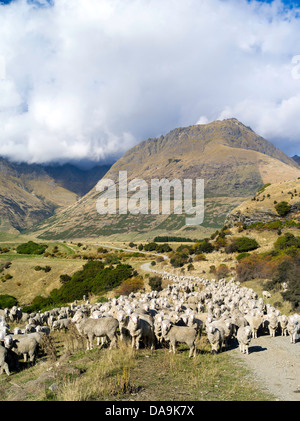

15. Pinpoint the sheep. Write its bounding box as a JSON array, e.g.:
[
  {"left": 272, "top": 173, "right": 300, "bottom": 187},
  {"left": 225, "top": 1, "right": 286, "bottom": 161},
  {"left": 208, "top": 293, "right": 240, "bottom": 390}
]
[
  {"left": 266, "top": 314, "right": 278, "bottom": 337},
  {"left": 36, "top": 325, "right": 50, "bottom": 335},
  {"left": 0, "top": 344, "right": 10, "bottom": 376},
  {"left": 207, "top": 317, "right": 233, "bottom": 348},
  {"left": 262, "top": 291, "right": 271, "bottom": 300},
  {"left": 287, "top": 316, "right": 300, "bottom": 344},
  {"left": 117, "top": 311, "right": 131, "bottom": 343},
  {"left": 153, "top": 314, "right": 164, "bottom": 346},
  {"left": 10, "top": 335, "right": 39, "bottom": 364},
  {"left": 73, "top": 315, "right": 119, "bottom": 350},
  {"left": 8, "top": 306, "right": 22, "bottom": 323},
  {"left": 127, "top": 313, "right": 155, "bottom": 350},
  {"left": 244, "top": 312, "right": 263, "bottom": 339},
  {"left": 236, "top": 326, "right": 252, "bottom": 354},
  {"left": 206, "top": 324, "right": 225, "bottom": 354},
  {"left": 52, "top": 318, "right": 71, "bottom": 332},
  {"left": 187, "top": 313, "right": 203, "bottom": 339},
  {"left": 230, "top": 310, "right": 248, "bottom": 336},
  {"left": 161, "top": 319, "right": 197, "bottom": 358},
  {"left": 278, "top": 315, "right": 288, "bottom": 336}
]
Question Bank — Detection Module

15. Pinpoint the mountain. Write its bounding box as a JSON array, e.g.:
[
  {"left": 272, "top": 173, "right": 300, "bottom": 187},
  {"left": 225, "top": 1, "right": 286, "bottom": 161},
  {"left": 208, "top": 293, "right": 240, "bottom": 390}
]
[
  {"left": 292, "top": 155, "right": 300, "bottom": 166},
  {"left": 226, "top": 178, "right": 300, "bottom": 226},
  {"left": 0, "top": 158, "right": 112, "bottom": 232},
  {"left": 32, "top": 118, "right": 300, "bottom": 240}
]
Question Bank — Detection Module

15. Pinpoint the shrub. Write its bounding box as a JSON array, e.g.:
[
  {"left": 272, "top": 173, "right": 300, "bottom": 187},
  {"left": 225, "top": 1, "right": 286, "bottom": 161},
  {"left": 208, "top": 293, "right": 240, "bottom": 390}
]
[
  {"left": 149, "top": 276, "right": 162, "bottom": 292},
  {"left": 0, "top": 294, "right": 18, "bottom": 308},
  {"left": 60, "top": 274, "right": 72, "bottom": 284},
  {"left": 16, "top": 241, "right": 48, "bottom": 255},
  {"left": 194, "top": 253, "right": 206, "bottom": 262},
  {"left": 236, "top": 254, "right": 276, "bottom": 283},
  {"left": 234, "top": 237, "right": 259, "bottom": 252},
  {"left": 236, "top": 252, "right": 250, "bottom": 261},
  {"left": 193, "top": 239, "right": 214, "bottom": 254},
  {"left": 209, "top": 265, "right": 216, "bottom": 274},
  {"left": 170, "top": 252, "right": 189, "bottom": 268},
  {"left": 23, "top": 261, "right": 134, "bottom": 312},
  {"left": 275, "top": 201, "right": 291, "bottom": 217},
  {"left": 187, "top": 263, "right": 194, "bottom": 271},
  {"left": 274, "top": 233, "right": 300, "bottom": 251},
  {"left": 115, "top": 277, "right": 144, "bottom": 296},
  {"left": 216, "top": 264, "right": 230, "bottom": 280}
]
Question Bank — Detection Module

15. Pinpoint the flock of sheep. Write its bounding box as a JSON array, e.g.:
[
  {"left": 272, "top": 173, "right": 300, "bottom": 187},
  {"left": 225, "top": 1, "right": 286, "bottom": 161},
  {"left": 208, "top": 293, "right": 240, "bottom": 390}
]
[{"left": 0, "top": 271, "right": 300, "bottom": 377}]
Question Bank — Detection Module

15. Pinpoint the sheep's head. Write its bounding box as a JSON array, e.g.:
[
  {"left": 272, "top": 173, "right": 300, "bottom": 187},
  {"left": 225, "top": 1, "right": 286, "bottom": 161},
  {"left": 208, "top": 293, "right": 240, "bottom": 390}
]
[
  {"left": 161, "top": 320, "right": 172, "bottom": 336},
  {"left": 130, "top": 314, "right": 140, "bottom": 325},
  {"left": 208, "top": 325, "right": 216, "bottom": 334},
  {"left": 4, "top": 335, "right": 12, "bottom": 349}
]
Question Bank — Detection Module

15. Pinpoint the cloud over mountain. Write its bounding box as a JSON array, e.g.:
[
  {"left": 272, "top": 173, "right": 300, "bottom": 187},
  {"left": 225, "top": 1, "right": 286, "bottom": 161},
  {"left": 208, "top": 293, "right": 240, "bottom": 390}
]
[{"left": 0, "top": 0, "right": 299, "bottom": 164}]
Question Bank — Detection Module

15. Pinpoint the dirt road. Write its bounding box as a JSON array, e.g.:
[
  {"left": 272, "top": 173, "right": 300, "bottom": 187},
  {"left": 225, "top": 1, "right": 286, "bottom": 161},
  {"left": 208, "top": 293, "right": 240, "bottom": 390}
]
[{"left": 229, "top": 334, "right": 300, "bottom": 401}]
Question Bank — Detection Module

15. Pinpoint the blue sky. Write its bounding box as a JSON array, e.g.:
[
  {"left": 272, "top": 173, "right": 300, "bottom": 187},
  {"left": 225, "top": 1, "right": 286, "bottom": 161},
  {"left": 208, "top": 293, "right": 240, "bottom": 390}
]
[{"left": 0, "top": 0, "right": 299, "bottom": 164}]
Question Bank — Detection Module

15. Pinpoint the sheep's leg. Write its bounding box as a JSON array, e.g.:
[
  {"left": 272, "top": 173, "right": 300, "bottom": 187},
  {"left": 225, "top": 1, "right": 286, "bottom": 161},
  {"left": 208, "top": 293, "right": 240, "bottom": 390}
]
[
  {"left": 135, "top": 335, "right": 140, "bottom": 350},
  {"left": 189, "top": 344, "right": 195, "bottom": 358},
  {"left": 87, "top": 335, "right": 93, "bottom": 350},
  {"left": 23, "top": 353, "right": 28, "bottom": 363},
  {"left": 108, "top": 334, "right": 117, "bottom": 349}
]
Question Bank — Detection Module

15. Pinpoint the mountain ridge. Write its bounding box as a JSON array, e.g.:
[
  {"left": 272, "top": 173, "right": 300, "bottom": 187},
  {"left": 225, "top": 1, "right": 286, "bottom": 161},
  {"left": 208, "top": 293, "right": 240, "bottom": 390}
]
[
  {"left": 0, "top": 157, "right": 112, "bottom": 232},
  {"left": 29, "top": 118, "right": 300, "bottom": 240}
]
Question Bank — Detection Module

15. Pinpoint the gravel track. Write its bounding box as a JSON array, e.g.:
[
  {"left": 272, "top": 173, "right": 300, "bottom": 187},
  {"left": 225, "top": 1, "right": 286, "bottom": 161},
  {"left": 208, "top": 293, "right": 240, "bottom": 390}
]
[{"left": 229, "top": 334, "right": 300, "bottom": 401}]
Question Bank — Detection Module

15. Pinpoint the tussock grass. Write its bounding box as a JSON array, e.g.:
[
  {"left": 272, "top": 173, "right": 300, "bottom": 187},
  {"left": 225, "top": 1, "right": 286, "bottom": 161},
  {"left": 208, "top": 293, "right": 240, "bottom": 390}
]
[{"left": 58, "top": 341, "right": 137, "bottom": 401}]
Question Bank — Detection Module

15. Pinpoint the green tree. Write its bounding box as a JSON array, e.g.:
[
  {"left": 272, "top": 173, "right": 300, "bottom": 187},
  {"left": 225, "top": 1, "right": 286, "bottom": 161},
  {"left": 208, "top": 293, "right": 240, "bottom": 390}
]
[{"left": 275, "top": 201, "right": 291, "bottom": 217}]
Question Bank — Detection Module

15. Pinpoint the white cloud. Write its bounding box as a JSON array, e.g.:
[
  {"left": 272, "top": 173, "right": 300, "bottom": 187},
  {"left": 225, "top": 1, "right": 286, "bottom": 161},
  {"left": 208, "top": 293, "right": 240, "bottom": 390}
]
[{"left": 0, "top": 0, "right": 299, "bottom": 165}]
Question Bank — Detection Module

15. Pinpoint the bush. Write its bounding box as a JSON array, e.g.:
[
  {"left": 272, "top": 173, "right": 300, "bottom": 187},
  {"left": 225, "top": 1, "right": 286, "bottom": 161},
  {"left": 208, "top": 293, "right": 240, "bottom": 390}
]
[
  {"left": 149, "top": 276, "right": 162, "bottom": 292},
  {"left": 16, "top": 241, "right": 48, "bottom": 255},
  {"left": 275, "top": 201, "right": 291, "bottom": 217},
  {"left": 0, "top": 294, "right": 18, "bottom": 308},
  {"left": 115, "top": 277, "right": 144, "bottom": 296},
  {"left": 274, "top": 233, "right": 300, "bottom": 251},
  {"left": 170, "top": 252, "right": 189, "bottom": 268},
  {"left": 194, "top": 253, "right": 206, "bottom": 262},
  {"left": 34, "top": 265, "right": 51, "bottom": 272},
  {"left": 236, "top": 254, "right": 276, "bottom": 283},
  {"left": 23, "top": 261, "right": 134, "bottom": 312},
  {"left": 236, "top": 252, "right": 250, "bottom": 261},
  {"left": 216, "top": 264, "right": 230, "bottom": 280},
  {"left": 193, "top": 239, "right": 214, "bottom": 254},
  {"left": 234, "top": 237, "right": 259, "bottom": 252}
]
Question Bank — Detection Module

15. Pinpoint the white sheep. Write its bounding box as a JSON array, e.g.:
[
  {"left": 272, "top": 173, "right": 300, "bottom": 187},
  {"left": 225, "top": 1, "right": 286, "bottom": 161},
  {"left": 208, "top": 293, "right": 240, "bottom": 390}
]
[
  {"left": 161, "top": 319, "right": 197, "bottom": 358},
  {"left": 206, "top": 324, "right": 225, "bottom": 354},
  {"left": 0, "top": 344, "right": 10, "bottom": 376},
  {"left": 73, "top": 315, "right": 119, "bottom": 350},
  {"left": 127, "top": 313, "right": 155, "bottom": 350},
  {"left": 236, "top": 326, "right": 252, "bottom": 354}
]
